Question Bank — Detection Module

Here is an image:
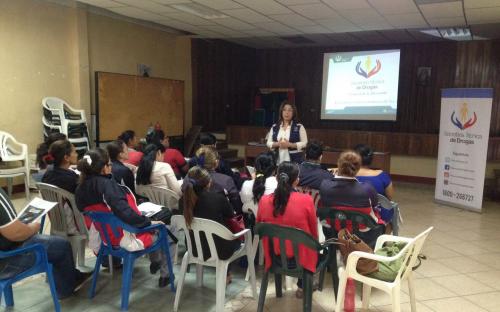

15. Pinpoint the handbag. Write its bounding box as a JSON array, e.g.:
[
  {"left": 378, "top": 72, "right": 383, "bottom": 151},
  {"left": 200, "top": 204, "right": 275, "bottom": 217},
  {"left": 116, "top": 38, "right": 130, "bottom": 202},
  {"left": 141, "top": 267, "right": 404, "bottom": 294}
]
[
  {"left": 119, "top": 231, "right": 145, "bottom": 252},
  {"left": 225, "top": 214, "right": 245, "bottom": 240},
  {"left": 337, "top": 228, "right": 379, "bottom": 275}
]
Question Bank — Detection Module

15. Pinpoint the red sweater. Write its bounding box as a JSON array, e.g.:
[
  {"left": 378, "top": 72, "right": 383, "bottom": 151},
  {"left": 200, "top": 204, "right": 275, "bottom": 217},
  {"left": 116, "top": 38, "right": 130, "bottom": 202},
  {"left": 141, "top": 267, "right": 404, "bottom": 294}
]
[{"left": 257, "top": 192, "right": 318, "bottom": 273}]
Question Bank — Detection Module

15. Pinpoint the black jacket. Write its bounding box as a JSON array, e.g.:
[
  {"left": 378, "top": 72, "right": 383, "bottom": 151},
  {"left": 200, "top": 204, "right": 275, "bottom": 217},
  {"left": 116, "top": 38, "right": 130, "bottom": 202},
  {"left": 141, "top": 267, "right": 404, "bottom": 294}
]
[
  {"left": 42, "top": 167, "right": 78, "bottom": 193},
  {"left": 298, "top": 161, "right": 334, "bottom": 190},
  {"left": 111, "top": 160, "right": 136, "bottom": 195},
  {"left": 75, "top": 175, "right": 150, "bottom": 228}
]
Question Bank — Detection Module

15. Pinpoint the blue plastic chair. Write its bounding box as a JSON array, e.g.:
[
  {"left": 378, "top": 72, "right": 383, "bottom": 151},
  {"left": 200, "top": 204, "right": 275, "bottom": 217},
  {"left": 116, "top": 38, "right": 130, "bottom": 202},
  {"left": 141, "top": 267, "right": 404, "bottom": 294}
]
[
  {"left": 0, "top": 243, "right": 61, "bottom": 312},
  {"left": 85, "top": 212, "right": 175, "bottom": 311}
]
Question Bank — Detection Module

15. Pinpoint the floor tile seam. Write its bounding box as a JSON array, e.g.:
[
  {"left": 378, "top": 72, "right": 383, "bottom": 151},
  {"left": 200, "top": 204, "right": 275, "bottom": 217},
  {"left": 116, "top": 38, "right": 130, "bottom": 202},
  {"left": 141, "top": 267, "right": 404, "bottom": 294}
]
[
  {"left": 429, "top": 273, "right": 495, "bottom": 295},
  {"left": 433, "top": 257, "right": 497, "bottom": 271},
  {"left": 420, "top": 295, "right": 490, "bottom": 312}
]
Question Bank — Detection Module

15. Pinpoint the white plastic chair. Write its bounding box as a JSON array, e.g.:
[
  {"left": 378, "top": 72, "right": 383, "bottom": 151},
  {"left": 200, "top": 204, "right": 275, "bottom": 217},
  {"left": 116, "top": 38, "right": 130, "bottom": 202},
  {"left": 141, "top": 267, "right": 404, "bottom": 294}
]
[
  {"left": 0, "top": 131, "right": 29, "bottom": 199},
  {"left": 42, "top": 97, "right": 86, "bottom": 126},
  {"left": 335, "top": 227, "right": 433, "bottom": 312},
  {"left": 172, "top": 215, "right": 257, "bottom": 312},
  {"left": 377, "top": 194, "right": 403, "bottom": 236},
  {"left": 36, "top": 183, "right": 88, "bottom": 268}
]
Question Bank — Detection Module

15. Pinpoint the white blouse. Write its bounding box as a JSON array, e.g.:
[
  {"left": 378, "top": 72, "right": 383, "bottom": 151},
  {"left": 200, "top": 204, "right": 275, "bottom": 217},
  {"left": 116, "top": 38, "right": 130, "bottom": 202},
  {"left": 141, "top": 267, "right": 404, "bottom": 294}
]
[
  {"left": 266, "top": 123, "right": 308, "bottom": 164},
  {"left": 149, "top": 161, "right": 182, "bottom": 197},
  {"left": 240, "top": 176, "right": 278, "bottom": 215}
]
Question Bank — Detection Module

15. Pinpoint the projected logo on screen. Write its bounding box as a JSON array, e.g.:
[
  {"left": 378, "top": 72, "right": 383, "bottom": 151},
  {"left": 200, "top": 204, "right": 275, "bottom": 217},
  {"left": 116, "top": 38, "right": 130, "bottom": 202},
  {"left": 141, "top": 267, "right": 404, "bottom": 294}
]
[
  {"left": 355, "top": 56, "right": 381, "bottom": 79},
  {"left": 451, "top": 103, "right": 477, "bottom": 130}
]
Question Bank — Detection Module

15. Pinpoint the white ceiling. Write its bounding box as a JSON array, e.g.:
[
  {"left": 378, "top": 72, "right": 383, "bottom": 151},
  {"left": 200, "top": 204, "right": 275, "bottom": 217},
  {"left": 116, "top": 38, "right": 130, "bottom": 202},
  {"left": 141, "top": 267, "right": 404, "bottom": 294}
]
[{"left": 76, "top": 0, "right": 500, "bottom": 48}]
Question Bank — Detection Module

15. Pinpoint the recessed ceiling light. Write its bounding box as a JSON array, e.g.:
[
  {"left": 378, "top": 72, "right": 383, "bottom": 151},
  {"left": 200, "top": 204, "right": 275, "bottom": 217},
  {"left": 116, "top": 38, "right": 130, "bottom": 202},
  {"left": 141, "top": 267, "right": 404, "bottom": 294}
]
[{"left": 172, "top": 3, "right": 228, "bottom": 19}]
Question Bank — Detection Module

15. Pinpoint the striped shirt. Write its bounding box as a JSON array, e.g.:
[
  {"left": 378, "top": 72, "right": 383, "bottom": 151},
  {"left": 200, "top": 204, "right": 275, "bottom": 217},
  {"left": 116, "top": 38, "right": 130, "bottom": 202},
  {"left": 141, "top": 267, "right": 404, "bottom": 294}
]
[{"left": 0, "top": 188, "right": 18, "bottom": 250}]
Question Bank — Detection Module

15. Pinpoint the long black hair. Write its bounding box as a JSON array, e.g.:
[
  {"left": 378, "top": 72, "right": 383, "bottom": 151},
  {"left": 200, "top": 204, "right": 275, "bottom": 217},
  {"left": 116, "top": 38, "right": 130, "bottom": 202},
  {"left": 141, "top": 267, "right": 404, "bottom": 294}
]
[
  {"left": 354, "top": 144, "right": 373, "bottom": 166},
  {"left": 47, "top": 139, "right": 73, "bottom": 168},
  {"left": 118, "top": 130, "right": 136, "bottom": 147},
  {"left": 76, "top": 148, "right": 109, "bottom": 183},
  {"left": 273, "top": 161, "right": 299, "bottom": 217},
  {"left": 252, "top": 152, "right": 276, "bottom": 204},
  {"left": 136, "top": 142, "right": 165, "bottom": 185},
  {"left": 182, "top": 166, "right": 211, "bottom": 228},
  {"left": 36, "top": 133, "right": 67, "bottom": 169}
]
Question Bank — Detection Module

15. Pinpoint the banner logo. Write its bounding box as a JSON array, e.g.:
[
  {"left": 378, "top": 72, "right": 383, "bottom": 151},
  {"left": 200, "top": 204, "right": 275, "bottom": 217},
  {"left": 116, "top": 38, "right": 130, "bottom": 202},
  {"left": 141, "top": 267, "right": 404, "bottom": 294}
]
[
  {"left": 451, "top": 102, "right": 477, "bottom": 130},
  {"left": 355, "top": 56, "right": 381, "bottom": 78}
]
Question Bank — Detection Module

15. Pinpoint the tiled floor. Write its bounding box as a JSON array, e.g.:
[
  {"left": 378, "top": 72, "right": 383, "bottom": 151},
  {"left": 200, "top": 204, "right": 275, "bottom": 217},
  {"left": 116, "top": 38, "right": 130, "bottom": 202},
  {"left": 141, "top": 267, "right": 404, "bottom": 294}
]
[{"left": 6, "top": 182, "right": 500, "bottom": 311}]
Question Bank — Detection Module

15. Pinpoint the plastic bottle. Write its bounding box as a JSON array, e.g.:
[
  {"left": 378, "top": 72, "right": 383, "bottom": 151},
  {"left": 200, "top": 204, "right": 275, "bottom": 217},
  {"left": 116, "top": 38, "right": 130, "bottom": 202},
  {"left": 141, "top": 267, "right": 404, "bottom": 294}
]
[{"left": 344, "top": 278, "right": 355, "bottom": 312}]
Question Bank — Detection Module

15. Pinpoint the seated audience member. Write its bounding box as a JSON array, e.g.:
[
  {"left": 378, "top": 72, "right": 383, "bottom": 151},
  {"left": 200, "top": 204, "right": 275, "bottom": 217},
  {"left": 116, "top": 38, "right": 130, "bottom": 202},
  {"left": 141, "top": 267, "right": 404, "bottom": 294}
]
[
  {"left": 147, "top": 129, "right": 188, "bottom": 179},
  {"left": 42, "top": 139, "right": 79, "bottom": 193},
  {"left": 180, "top": 166, "right": 240, "bottom": 283},
  {"left": 319, "top": 151, "right": 385, "bottom": 246},
  {"left": 196, "top": 146, "right": 242, "bottom": 214},
  {"left": 257, "top": 161, "right": 318, "bottom": 298},
  {"left": 41, "top": 139, "right": 80, "bottom": 234},
  {"left": 118, "top": 130, "right": 143, "bottom": 166},
  {"left": 189, "top": 133, "right": 244, "bottom": 190},
  {"left": 298, "top": 140, "right": 334, "bottom": 190},
  {"left": 75, "top": 148, "right": 171, "bottom": 287},
  {"left": 354, "top": 144, "right": 394, "bottom": 200},
  {"left": 240, "top": 152, "right": 277, "bottom": 216},
  {"left": 106, "top": 140, "right": 136, "bottom": 195},
  {"left": 136, "top": 143, "right": 182, "bottom": 197},
  {"left": 34, "top": 133, "right": 67, "bottom": 182},
  {"left": 0, "top": 188, "right": 91, "bottom": 299}
]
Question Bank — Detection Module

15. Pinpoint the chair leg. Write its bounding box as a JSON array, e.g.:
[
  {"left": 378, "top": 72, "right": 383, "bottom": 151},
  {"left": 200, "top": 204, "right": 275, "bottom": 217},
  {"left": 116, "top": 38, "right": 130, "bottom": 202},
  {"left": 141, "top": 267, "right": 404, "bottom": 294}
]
[
  {"left": 245, "top": 240, "right": 258, "bottom": 298},
  {"left": 46, "top": 264, "right": 62, "bottom": 312},
  {"left": 108, "top": 255, "right": 114, "bottom": 276},
  {"left": 318, "top": 266, "right": 326, "bottom": 291},
  {"left": 257, "top": 270, "right": 269, "bottom": 312},
  {"left": 391, "top": 285, "right": 401, "bottom": 312},
  {"left": 120, "top": 255, "right": 135, "bottom": 311},
  {"left": 330, "top": 248, "right": 340, "bottom": 297},
  {"left": 334, "top": 268, "right": 348, "bottom": 312},
  {"left": 196, "top": 264, "right": 204, "bottom": 287},
  {"left": 173, "top": 243, "right": 179, "bottom": 265},
  {"left": 215, "top": 261, "right": 229, "bottom": 312},
  {"left": 163, "top": 239, "right": 176, "bottom": 292},
  {"left": 3, "top": 284, "right": 14, "bottom": 307},
  {"left": 24, "top": 174, "right": 29, "bottom": 200},
  {"left": 274, "top": 274, "right": 282, "bottom": 298},
  {"left": 173, "top": 253, "right": 189, "bottom": 312},
  {"left": 89, "top": 252, "right": 103, "bottom": 298},
  {"left": 362, "top": 284, "right": 372, "bottom": 310},
  {"left": 408, "top": 274, "right": 417, "bottom": 312},
  {"left": 7, "top": 177, "right": 13, "bottom": 197},
  {"left": 77, "top": 239, "right": 86, "bottom": 267},
  {"left": 303, "top": 271, "right": 313, "bottom": 312}
]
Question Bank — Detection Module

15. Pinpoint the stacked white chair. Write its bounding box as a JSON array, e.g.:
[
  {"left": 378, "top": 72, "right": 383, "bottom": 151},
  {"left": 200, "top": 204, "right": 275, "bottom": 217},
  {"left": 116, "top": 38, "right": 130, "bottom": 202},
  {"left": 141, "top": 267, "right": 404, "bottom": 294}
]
[
  {"left": 0, "top": 131, "right": 30, "bottom": 199},
  {"left": 42, "top": 97, "right": 90, "bottom": 157}
]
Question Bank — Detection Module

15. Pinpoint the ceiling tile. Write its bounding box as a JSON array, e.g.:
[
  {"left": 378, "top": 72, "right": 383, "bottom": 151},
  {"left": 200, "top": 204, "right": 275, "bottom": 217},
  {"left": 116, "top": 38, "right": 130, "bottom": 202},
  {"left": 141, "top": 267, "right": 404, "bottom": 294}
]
[
  {"left": 155, "top": 19, "right": 200, "bottom": 31},
  {"left": 379, "top": 29, "right": 416, "bottom": 42},
  {"left": 200, "top": 25, "right": 243, "bottom": 35},
  {"left": 212, "top": 17, "right": 256, "bottom": 30},
  {"left": 222, "top": 8, "right": 272, "bottom": 23},
  {"left": 326, "top": 32, "right": 363, "bottom": 45},
  {"left": 427, "top": 16, "right": 466, "bottom": 26},
  {"left": 467, "top": 7, "right": 500, "bottom": 24},
  {"left": 192, "top": 0, "right": 242, "bottom": 10},
  {"left": 368, "top": 0, "right": 419, "bottom": 15},
  {"left": 322, "top": 0, "right": 371, "bottom": 10},
  {"left": 302, "top": 33, "right": 336, "bottom": 44},
  {"left": 109, "top": 6, "right": 166, "bottom": 20},
  {"left": 384, "top": 13, "right": 428, "bottom": 28},
  {"left": 257, "top": 22, "right": 303, "bottom": 35},
  {"left": 464, "top": 0, "right": 500, "bottom": 9},
  {"left": 288, "top": 3, "right": 342, "bottom": 19},
  {"left": 299, "top": 25, "right": 332, "bottom": 33},
  {"left": 151, "top": 0, "right": 192, "bottom": 4},
  {"left": 77, "top": 0, "right": 126, "bottom": 8},
  {"left": 340, "top": 8, "right": 392, "bottom": 29},
  {"left": 351, "top": 31, "right": 389, "bottom": 44},
  {"left": 159, "top": 12, "right": 215, "bottom": 25},
  {"left": 240, "top": 29, "right": 278, "bottom": 36},
  {"left": 419, "top": 1, "right": 463, "bottom": 19},
  {"left": 316, "top": 17, "right": 362, "bottom": 32},
  {"left": 268, "top": 13, "right": 317, "bottom": 26},
  {"left": 234, "top": 0, "right": 292, "bottom": 15},
  {"left": 114, "top": 0, "right": 174, "bottom": 12},
  {"left": 276, "top": 0, "right": 321, "bottom": 5}
]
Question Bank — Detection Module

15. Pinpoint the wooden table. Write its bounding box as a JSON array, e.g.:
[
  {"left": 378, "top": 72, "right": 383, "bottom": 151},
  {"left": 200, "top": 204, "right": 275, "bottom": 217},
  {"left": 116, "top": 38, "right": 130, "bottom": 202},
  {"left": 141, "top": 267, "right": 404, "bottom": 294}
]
[{"left": 245, "top": 144, "right": 391, "bottom": 173}]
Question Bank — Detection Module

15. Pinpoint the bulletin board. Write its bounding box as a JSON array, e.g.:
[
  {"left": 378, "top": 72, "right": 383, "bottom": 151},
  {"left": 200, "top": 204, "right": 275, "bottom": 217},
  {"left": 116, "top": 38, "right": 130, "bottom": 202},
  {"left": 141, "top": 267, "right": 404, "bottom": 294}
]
[{"left": 96, "top": 72, "right": 184, "bottom": 143}]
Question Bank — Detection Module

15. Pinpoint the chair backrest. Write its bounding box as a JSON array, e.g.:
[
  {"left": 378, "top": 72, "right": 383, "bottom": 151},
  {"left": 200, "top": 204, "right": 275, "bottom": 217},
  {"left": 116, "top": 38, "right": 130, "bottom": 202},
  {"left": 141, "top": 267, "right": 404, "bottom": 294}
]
[
  {"left": 395, "top": 227, "right": 433, "bottom": 282},
  {"left": 317, "top": 207, "right": 378, "bottom": 234},
  {"left": 136, "top": 185, "right": 179, "bottom": 210},
  {"left": 36, "top": 183, "right": 88, "bottom": 237},
  {"left": 296, "top": 186, "right": 321, "bottom": 209},
  {"left": 377, "top": 194, "right": 395, "bottom": 209},
  {"left": 84, "top": 211, "right": 126, "bottom": 248},
  {"left": 0, "top": 131, "right": 28, "bottom": 163},
  {"left": 254, "top": 223, "right": 322, "bottom": 276},
  {"left": 172, "top": 215, "right": 236, "bottom": 263}
]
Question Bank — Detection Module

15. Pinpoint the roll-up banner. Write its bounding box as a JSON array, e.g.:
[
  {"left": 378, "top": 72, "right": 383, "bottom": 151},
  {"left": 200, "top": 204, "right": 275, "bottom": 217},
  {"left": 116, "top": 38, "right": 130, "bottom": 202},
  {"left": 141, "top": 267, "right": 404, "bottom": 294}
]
[{"left": 435, "top": 88, "right": 493, "bottom": 212}]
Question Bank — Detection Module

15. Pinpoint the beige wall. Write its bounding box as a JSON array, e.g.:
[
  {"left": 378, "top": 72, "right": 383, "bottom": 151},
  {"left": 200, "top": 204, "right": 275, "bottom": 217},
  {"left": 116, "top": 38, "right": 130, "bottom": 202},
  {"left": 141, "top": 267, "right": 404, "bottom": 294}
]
[
  {"left": 0, "top": 0, "right": 192, "bottom": 155},
  {"left": 87, "top": 13, "right": 192, "bottom": 135},
  {"left": 0, "top": 0, "right": 80, "bottom": 150}
]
